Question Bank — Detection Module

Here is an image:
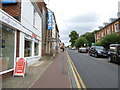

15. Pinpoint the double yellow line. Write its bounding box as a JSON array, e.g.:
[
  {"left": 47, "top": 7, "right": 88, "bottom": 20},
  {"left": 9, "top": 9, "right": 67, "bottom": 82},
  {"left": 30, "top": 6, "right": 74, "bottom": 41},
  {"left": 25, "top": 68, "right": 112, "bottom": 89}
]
[{"left": 67, "top": 52, "right": 87, "bottom": 90}]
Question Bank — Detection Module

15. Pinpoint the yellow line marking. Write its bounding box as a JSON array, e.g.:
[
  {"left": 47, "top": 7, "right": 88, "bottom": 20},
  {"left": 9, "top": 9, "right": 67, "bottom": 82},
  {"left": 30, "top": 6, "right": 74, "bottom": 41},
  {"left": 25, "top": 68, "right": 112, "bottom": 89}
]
[
  {"left": 67, "top": 52, "right": 87, "bottom": 90},
  {"left": 67, "top": 54, "right": 81, "bottom": 89},
  {"left": 71, "top": 60, "right": 87, "bottom": 90}
]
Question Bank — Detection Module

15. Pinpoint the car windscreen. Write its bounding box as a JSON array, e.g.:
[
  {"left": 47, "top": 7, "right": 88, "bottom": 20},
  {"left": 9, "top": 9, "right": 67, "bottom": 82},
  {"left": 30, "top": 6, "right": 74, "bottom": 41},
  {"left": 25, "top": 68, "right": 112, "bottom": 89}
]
[
  {"left": 110, "top": 47, "right": 116, "bottom": 52},
  {"left": 80, "top": 48, "right": 86, "bottom": 49},
  {"left": 96, "top": 46, "right": 105, "bottom": 50}
]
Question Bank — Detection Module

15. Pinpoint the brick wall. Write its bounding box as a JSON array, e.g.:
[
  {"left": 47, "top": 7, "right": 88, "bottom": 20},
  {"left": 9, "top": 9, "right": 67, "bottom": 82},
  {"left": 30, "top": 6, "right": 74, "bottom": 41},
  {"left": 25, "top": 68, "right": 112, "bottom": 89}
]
[
  {"left": 96, "top": 19, "right": 120, "bottom": 42},
  {"left": 2, "top": 1, "right": 21, "bottom": 21},
  {"left": 118, "top": 20, "right": 120, "bottom": 34}
]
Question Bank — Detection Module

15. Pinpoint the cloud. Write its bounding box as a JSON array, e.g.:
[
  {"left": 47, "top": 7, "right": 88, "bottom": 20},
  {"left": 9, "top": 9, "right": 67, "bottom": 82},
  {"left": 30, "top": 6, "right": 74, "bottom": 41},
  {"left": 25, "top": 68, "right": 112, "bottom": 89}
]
[
  {"left": 64, "top": 12, "right": 99, "bottom": 24},
  {"left": 58, "top": 12, "right": 100, "bottom": 45},
  {"left": 44, "top": 0, "right": 119, "bottom": 45}
]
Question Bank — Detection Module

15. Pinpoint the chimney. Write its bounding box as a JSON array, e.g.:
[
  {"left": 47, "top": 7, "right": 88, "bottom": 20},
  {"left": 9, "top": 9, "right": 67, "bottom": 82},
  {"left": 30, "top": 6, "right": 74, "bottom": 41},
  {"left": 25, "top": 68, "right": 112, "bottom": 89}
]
[
  {"left": 98, "top": 26, "right": 103, "bottom": 30},
  {"left": 109, "top": 18, "right": 117, "bottom": 23},
  {"left": 103, "top": 22, "right": 109, "bottom": 27},
  {"left": 117, "top": 1, "right": 120, "bottom": 18}
]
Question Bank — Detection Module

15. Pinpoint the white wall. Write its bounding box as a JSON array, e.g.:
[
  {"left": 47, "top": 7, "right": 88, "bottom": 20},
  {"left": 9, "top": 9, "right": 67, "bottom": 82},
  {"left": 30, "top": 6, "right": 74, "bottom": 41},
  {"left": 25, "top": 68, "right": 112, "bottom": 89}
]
[
  {"left": 21, "top": 0, "right": 42, "bottom": 37},
  {"left": 20, "top": 0, "right": 42, "bottom": 65},
  {"left": 21, "top": 0, "right": 34, "bottom": 30}
]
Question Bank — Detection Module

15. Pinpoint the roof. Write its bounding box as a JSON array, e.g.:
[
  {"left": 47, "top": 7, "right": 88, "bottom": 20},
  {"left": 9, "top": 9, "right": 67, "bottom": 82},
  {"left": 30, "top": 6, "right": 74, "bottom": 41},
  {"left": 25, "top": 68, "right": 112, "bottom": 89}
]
[{"left": 96, "top": 18, "right": 120, "bottom": 33}]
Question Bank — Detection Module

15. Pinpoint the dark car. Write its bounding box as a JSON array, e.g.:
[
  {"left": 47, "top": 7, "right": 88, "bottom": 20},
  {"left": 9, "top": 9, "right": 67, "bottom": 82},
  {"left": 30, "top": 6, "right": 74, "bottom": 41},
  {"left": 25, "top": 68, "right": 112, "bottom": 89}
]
[
  {"left": 78, "top": 47, "right": 88, "bottom": 53},
  {"left": 88, "top": 46, "right": 108, "bottom": 58},
  {"left": 108, "top": 44, "right": 120, "bottom": 63}
]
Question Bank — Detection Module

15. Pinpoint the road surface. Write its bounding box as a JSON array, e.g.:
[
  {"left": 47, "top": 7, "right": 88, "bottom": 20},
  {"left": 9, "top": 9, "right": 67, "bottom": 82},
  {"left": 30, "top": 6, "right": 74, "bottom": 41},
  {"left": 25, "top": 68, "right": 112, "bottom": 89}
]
[{"left": 67, "top": 50, "right": 119, "bottom": 88}]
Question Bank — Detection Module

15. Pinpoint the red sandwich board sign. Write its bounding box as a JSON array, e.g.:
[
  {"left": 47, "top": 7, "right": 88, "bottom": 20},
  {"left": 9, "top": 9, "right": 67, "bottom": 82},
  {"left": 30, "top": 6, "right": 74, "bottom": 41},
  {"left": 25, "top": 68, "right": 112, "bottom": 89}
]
[{"left": 13, "top": 58, "right": 26, "bottom": 77}]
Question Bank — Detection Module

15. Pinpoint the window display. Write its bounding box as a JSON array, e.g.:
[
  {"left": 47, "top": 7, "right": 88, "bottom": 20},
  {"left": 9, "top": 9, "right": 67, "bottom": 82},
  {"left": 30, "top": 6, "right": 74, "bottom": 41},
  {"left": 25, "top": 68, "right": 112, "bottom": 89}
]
[
  {"left": 0, "top": 24, "right": 15, "bottom": 72},
  {"left": 34, "top": 42, "right": 39, "bottom": 56},
  {"left": 24, "top": 39, "right": 32, "bottom": 57}
]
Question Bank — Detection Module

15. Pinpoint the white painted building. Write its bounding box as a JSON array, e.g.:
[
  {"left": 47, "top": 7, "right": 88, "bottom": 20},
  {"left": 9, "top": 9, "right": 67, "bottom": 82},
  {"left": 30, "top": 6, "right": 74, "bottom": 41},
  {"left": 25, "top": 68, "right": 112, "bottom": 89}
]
[
  {"left": 0, "top": 0, "right": 42, "bottom": 75},
  {"left": 20, "top": 0, "right": 42, "bottom": 65}
]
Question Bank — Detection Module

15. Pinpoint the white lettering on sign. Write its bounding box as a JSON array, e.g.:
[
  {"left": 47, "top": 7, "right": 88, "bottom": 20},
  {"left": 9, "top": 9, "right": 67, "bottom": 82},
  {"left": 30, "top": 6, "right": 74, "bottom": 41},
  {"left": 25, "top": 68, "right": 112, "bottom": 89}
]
[{"left": 2, "top": 16, "right": 17, "bottom": 27}]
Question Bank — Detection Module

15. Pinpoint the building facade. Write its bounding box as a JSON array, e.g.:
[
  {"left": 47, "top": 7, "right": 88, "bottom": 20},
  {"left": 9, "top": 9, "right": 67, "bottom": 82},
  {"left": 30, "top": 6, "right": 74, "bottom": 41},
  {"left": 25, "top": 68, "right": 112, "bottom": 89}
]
[
  {"left": 95, "top": 18, "right": 120, "bottom": 43},
  {"left": 0, "top": 0, "right": 42, "bottom": 75},
  {"left": 36, "top": 1, "right": 48, "bottom": 56},
  {"left": 46, "top": 10, "right": 60, "bottom": 56}
]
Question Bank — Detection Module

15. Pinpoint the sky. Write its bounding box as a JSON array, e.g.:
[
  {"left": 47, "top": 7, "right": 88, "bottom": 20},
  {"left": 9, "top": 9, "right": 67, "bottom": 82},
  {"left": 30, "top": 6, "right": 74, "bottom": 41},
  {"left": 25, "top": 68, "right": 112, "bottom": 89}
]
[{"left": 44, "top": 0, "right": 120, "bottom": 46}]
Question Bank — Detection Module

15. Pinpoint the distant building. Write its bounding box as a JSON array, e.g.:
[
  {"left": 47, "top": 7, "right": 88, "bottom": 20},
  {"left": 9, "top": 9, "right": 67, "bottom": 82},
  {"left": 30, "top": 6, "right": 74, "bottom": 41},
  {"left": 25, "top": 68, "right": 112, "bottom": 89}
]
[
  {"left": 95, "top": 18, "right": 120, "bottom": 42},
  {"left": 46, "top": 9, "right": 60, "bottom": 56}
]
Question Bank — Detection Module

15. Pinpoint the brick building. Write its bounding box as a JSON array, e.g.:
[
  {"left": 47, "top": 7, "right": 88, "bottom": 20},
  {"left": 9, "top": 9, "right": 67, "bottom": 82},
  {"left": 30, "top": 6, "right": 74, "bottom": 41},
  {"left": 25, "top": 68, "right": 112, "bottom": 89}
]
[{"left": 95, "top": 18, "right": 120, "bottom": 43}]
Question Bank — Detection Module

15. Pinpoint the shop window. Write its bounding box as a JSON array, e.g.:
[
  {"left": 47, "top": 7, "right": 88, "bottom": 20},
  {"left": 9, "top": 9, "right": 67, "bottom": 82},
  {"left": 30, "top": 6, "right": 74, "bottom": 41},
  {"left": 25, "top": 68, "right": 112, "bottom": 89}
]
[
  {"left": 0, "top": 24, "right": 15, "bottom": 72},
  {"left": 24, "top": 39, "right": 32, "bottom": 57},
  {"left": 34, "top": 42, "right": 39, "bottom": 56}
]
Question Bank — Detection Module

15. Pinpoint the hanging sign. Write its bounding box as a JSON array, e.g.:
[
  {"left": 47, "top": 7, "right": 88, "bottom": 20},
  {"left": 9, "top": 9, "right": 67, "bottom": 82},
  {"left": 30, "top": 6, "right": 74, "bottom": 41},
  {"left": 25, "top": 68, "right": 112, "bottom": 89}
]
[
  {"left": 48, "top": 12, "right": 53, "bottom": 30},
  {"left": 13, "top": 58, "right": 26, "bottom": 77}
]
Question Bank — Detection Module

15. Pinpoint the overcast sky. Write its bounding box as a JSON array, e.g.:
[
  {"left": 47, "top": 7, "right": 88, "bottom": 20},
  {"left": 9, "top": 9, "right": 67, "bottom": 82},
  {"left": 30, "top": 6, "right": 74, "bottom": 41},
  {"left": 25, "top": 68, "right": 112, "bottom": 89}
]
[{"left": 44, "top": 0, "right": 120, "bottom": 46}]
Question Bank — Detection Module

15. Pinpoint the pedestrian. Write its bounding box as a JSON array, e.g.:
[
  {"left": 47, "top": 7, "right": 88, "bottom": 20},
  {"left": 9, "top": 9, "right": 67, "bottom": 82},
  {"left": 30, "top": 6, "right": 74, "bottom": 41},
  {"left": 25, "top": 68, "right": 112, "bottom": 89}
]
[{"left": 62, "top": 47, "right": 64, "bottom": 52}]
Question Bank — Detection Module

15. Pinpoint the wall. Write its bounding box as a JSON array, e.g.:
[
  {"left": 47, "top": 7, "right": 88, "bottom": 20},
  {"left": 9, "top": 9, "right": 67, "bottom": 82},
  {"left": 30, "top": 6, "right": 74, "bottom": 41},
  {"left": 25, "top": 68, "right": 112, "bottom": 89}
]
[
  {"left": 2, "top": 1, "right": 21, "bottom": 21},
  {"left": 20, "top": 0, "right": 42, "bottom": 65}
]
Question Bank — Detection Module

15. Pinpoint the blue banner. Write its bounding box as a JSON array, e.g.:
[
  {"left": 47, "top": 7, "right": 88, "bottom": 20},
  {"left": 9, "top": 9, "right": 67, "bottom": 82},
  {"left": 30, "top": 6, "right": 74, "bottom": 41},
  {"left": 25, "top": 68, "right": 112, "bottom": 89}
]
[
  {"left": 48, "top": 12, "right": 53, "bottom": 30},
  {"left": 2, "top": 0, "right": 17, "bottom": 4}
]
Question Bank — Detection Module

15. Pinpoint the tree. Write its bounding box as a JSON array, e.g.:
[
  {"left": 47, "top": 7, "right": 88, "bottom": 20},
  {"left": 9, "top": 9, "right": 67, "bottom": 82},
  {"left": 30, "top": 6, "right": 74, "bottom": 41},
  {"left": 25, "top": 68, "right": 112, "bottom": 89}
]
[
  {"left": 80, "top": 30, "right": 98, "bottom": 46},
  {"left": 69, "top": 31, "right": 79, "bottom": 47},
  {"left": 94, "top": 41, "right": 102, "bottom": 46},
  {"left": 101, "top": 33, "right": 120, "bottom": 49},
  {"left": 75, "top": 37, "right": 88, "bottom": 48}
]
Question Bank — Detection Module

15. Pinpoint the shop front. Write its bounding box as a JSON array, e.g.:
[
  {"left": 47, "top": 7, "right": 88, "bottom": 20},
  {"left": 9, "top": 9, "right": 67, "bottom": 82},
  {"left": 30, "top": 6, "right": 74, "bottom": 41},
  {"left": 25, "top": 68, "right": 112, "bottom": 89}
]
[
  {"left": 19, "top": 32, "right": 41, "bottom": 66},
  {"left": 0, "top": 9, "right": 42, "bottom": 75},
  {"left": 0, "top": 23, "right": 16, "bottom": 74}
]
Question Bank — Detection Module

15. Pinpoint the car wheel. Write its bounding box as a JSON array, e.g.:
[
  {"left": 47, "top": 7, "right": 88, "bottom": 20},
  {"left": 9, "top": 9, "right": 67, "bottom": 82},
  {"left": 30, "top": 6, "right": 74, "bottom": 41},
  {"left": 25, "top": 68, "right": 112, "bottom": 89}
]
[
  {"left": 95, "top": 53, "right": 98, "bottom": 58},
  {"left": 108, "top": 56, "right": 112, "bottom": 62}
]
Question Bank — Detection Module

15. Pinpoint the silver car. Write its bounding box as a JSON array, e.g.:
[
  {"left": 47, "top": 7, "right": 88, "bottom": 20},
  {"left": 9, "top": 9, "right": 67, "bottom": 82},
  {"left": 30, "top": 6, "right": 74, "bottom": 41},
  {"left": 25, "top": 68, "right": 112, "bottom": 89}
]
[{"left": 78, "top": 47, "right": 88, "bottom": 53}]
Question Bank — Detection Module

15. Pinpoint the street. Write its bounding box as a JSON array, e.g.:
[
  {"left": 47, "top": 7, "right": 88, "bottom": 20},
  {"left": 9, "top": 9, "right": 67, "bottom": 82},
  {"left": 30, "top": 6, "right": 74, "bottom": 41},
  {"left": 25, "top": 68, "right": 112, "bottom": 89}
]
[{"left": 67, "top": 49, "right": 119, "bottom": 88}]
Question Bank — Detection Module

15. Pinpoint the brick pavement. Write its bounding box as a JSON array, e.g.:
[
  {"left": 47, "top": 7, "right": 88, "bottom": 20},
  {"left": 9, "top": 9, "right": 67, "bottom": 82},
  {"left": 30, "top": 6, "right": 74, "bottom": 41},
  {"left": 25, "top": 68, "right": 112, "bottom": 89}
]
[
  {"left": 2, "top": 55, "right": 53, "bottom": 88},
  {"left": 31, "top": 52, "right": 71, "bottom": 88}
]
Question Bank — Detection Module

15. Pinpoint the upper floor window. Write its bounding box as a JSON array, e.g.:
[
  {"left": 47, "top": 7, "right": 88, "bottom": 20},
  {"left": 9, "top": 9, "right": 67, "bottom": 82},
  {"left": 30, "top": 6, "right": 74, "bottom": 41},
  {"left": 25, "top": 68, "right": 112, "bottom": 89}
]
[
  {"left": 33, "top": 9, "right": 37, "bottom": 26},
  {"left": 107, "top": 28, "right": 111, "bottom": 34},
  {"left": 115, "top": 23, "right": 119, "bottom": 32},
  {"left": 101, "top": 32, "right": 104, "bottom": 37}
]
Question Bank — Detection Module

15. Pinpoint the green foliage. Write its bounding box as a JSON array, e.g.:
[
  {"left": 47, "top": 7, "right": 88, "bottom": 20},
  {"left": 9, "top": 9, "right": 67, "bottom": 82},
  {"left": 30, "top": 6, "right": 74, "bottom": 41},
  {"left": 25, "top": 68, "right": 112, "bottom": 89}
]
[
  {"left": 101, "top": 33, "right": 120, "bottom": 49},
  {"left": 94, "top": 41, "right": 102, "bottom": 46},
  {"left": 75, "top": 37, "right": 88, "bottom": 48},
  {"left": 94, "top": 33, "right": 120, "bottom": 49},
  {"left": 69, "top": 31, "right": 79, "bottom": 47},
  {"left": 80, "top": 30, "right": 98, "bottom": 46}
]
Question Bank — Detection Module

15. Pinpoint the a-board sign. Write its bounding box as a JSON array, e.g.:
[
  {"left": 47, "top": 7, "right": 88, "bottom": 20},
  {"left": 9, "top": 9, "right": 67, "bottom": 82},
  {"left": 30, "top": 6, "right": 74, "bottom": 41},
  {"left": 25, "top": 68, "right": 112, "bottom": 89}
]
[{"left": 13, "top": 58, "right": 26, "bottom": 77}]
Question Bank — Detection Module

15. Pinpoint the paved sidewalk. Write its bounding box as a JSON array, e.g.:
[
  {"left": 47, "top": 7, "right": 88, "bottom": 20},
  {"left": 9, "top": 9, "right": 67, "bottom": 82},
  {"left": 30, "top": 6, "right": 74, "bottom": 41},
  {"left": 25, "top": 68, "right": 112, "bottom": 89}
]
[
  {"left": 31, "top": 52, "right": 71, "bottom": 88},
  {"left": 2, "top": 55, "right": 53, "bottom": 88}
]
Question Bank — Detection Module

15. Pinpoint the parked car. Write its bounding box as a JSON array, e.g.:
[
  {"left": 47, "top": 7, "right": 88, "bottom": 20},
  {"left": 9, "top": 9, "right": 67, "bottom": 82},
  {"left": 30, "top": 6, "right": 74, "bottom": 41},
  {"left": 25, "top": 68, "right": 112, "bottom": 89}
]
[
  {"left": 88, "top": 46, "right": 108, "bottom": 58},
  {"left": 108, "top": 44, "right": 120, "bottom": 63},
  {"left": 71, "top": 47, "right": 76, "bottom": 50},
  {"left": 78, "top": 47, "right": 88, "bottom": 53}
]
